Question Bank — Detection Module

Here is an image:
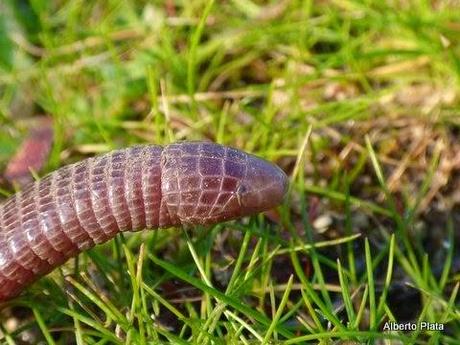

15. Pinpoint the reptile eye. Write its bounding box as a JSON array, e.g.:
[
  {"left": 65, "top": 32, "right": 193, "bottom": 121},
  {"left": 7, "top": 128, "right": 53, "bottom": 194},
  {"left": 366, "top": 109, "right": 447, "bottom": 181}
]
[
  {"left": 237, "top": 184, "right": 247, "bottom": 195},
  {"left": 236, "top": 184, "right": 247, "bottom": 207}
]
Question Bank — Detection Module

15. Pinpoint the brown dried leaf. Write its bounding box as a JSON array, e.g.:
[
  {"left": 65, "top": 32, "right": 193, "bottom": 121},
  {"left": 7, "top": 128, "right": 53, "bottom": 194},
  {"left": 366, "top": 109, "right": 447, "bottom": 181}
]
[{"left": 4, "top": 117, "right": 53, "bottom": 187}]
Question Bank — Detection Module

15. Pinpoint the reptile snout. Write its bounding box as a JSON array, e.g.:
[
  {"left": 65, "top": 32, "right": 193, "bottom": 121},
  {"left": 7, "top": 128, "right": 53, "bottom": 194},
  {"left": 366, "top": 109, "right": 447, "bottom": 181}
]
[{"left": 238, "top": 155, "right": 288, "bottom": 212}]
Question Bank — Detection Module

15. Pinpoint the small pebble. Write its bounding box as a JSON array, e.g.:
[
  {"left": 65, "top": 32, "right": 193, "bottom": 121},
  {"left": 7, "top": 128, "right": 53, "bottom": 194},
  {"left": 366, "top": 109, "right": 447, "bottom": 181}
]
[{"left": 313, "top": 214, "right": 332, "bottom": 233}]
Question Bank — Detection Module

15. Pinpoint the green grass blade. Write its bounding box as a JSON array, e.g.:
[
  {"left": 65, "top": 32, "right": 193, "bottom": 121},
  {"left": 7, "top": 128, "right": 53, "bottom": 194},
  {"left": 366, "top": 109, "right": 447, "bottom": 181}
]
[{"left": 149, "top": 253, "right": 295, "bottom": 339}]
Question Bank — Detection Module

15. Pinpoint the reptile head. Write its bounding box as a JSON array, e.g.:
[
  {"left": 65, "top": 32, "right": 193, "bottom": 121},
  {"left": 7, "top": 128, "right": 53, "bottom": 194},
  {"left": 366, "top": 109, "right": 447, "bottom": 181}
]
[{"left": 161, "top": 142, "right": 288, "bottom": 225}]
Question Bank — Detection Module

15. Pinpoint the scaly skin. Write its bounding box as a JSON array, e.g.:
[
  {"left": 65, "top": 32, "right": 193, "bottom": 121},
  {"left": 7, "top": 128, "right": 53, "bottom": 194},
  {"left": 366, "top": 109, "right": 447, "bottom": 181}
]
[{"left": 0, "top": 141, "right": 287, "bottom": 301}]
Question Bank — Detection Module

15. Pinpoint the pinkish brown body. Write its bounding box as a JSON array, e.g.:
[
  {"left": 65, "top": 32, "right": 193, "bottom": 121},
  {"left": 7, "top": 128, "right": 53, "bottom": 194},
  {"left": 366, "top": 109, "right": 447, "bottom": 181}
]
[{"left": 0, "top": 142, "right": 287, "bottom": 301}]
